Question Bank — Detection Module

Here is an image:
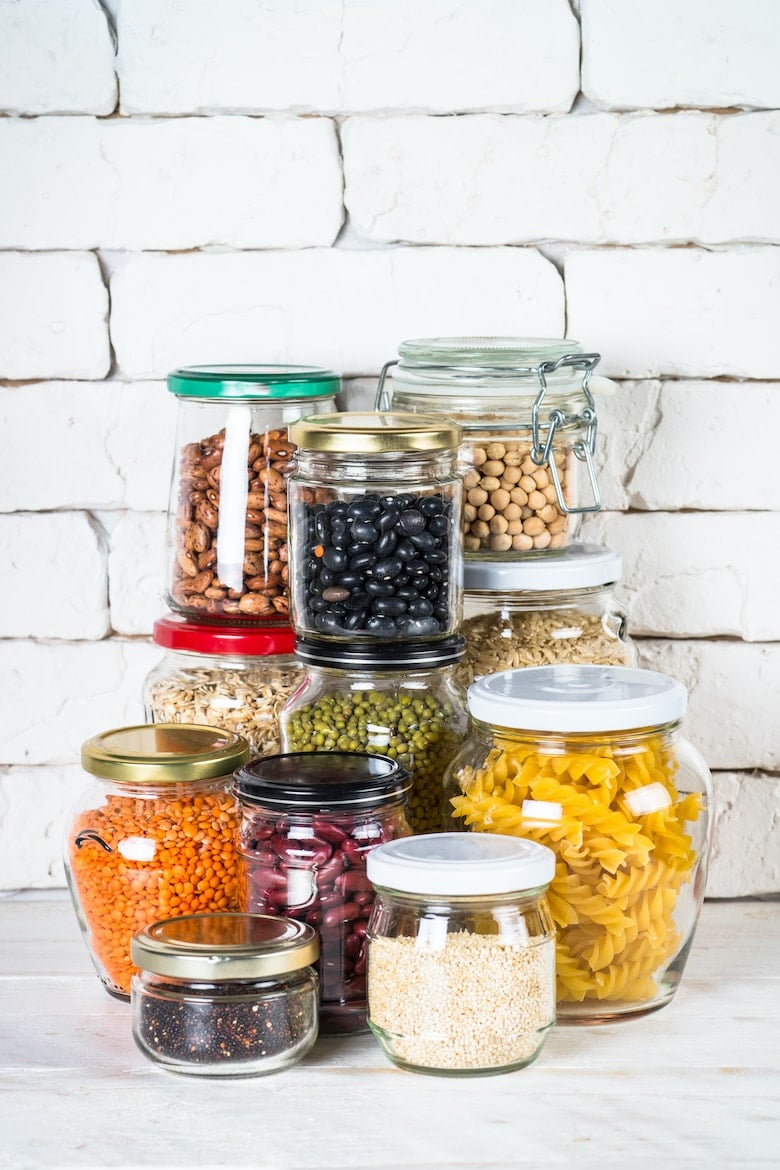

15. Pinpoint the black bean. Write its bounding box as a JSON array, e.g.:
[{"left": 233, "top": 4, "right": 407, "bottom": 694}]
[
  {"left": 351, "top": 521, "right": 378, "bottom": 543},
  {"left": 408, "top": 597, "right": 434, "bottom": 618},
  {"left": 374, "top": 530, "right": 397, "bottom": 557},
  {"left": 423, "top": 583, "right": 440, "bottom": 601},
  {"left": 316, "top": 613, "right": 346, "bottom": 633},
  {"left": 372, "top": 557, "right": 403, "bottom": 580},
  {"left": 372, "top": 597, "right": 408, "bottom": 617},
  {"left": 407, "top": 560, "right": 428, "bottom": 577},
  {"left": 344, "top": 610, "right": 367, "bottom": 630},
  {"left": 376, "top": 509, "right": 399, "bottom": 532},
  {"left": 319, "top": 567, "right": 335, "bottom": 588},
  {"left": 420, "top": 497, "right": 444, "bottom": 516},
  {"left": 335, "top": 572, "right": 362, "bottom": 590},
  {"left": 365, "top": 580, "right": 396, "bottom": 598},
  {"left": 330, "top": 518, "right": 348, "bottom": 547},
  {"left": 347, "top": 500, "right": 377, "bottom": 522},
  {"left": 426, "top": 549, "right": 448, "bottom": 564},
  {"left": 345, "top": 592, "right": 370, "bottom": 611},
  {"left": 396, "top": 586, "right": 419, "bottom": 602},
  {"left": 410, "top": 530, "right": 436, "bottom": 552},
  {"left": 395, "top": 538, "right": 416, "bottom": 561},
  {"left": 428, "top": 516, "right": 449, "bottom": 537},
  {"left": 322, "top": 548, "right": 347, "bottom": 572},
  {"left": 349, "top": 552, "right": 375, "bottom": 572},
  {"left": 398, "top": 509, "right": 425, "bottom": 535},
  {"left": 366, "top": 616, "right": 398, "bottom": 634}
]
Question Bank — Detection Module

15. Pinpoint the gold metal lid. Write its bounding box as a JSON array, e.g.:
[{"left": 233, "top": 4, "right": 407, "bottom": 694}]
[
  {"left": 81, "top": 724, "right": 250, "bottom": 784},
  {"left": 131, "top": 913, "right": 319, "bottom": 979},
  {"left": 289, "top": 410, "right": 461, "bottom": 453}
]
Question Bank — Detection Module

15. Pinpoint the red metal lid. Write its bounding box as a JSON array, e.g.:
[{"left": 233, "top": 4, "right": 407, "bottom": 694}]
[{"left": 153, "top": 615, "right": 295, "bottom": 657}]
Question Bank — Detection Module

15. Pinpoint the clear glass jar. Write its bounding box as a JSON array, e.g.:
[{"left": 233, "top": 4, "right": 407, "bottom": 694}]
[
  {"left": 377, "top": 338, "right": 613, "bottom": 557},
  {"left": 144, "top": 615, "right": 304, "bottom": 757},
  {"left": 288, "top": 411, "right": 463, "bottom": 641},
  {"left": 131, "top": 913, "right": 319, "bottom": 1077},
  {"left": 166, "top": 365, "right": 339, "bottom": 622},
  {"left": 459, "top": 543, "right": 636, "bottom": 687},
  {"left": 64, "top": 724, "right": 249, "bottom": 999},
  {"left": 446, "top": 665, "right": 713, "bottom": 1023},
  {"left": 366, "top": 833, "right": 556, "bottom": 1076},
  {"left": 280, "top": 636, "right": 470, "bottom": 834},
  {"left": 234, "top": 751, "right": 412, "bottom": 1035}
]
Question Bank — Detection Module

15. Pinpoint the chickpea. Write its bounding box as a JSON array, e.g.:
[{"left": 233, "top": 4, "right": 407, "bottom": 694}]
[
  {"left": 527, "top": 490, "right": 547, "bottom": 510},
  {"left": 472, "top": 447, "right": 487, "bottom": 467},
  {"left": 519, "top": 475, "right": 537, "bottom": 493},
  {"left": 532, "top": 468, "right": 549, "bottom": 489},
  {"left": 480, "top": 476, "right": 501, "bottom": 492},
  {"left": 467, "top": 487, "right": 488, "bottom": 506},
  {"left": 533, "top": 531, "right": 552, "bottom": 549},
  {"left": 506, "top": 518, "right": 524, "bottom": 535},
  {"left": 463, "top": 502, "right": 477, "bottom": 522},
  {"left": 463, "top": 468, "right": 482, "bottom": 489},
  {"left": 477, "top": 503, "right": 496, "bottom": 522},
  {"left": 523, "top": 516, "right": 545, "bottom": 536},
  {"left": 486, "top": 442, "right": 506, "bottom": 460},
  {"left": 482, "top": 460, "right": 505, "bottom": 477},
  {"left": 512, "top": 532, "right": 534, "bottom": 551},
  {"left": 510, "top": 487, "right": 529, "bottom": 506},
  {"left": 472, "top": 520, "right": 490, "bottom": 540},
  {"left": 489, "top": 514, "right": 509, "bottom": 534},
  {"left": 489, "top": 532, "right": 512, "bottom": 551},
  {"left": 489, "top": 488, "right": 510, "bottom": 511},
  {"left": 539, "top": 503, "right": 558, "bottom": 523},
  {"left": 501, "top": 465, "right": 522, "bottom": 485},
  {"left": 504, "top": 503, "right": 522, "bottom": 522}
]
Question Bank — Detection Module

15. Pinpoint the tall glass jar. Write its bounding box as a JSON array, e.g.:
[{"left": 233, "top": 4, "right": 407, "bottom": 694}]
[
  {"left": 64, "top": 724, "right": 249, "bottom": 999},
  {"left": 144, "top": 615, "right": 303, "bottom": 757},
  {"left": 166, "top": 365, "right": 339, "bottom": 622},
  {"left": 446, "top": 665, "right": 712, "bottom": 1023},
  {"left": 234, "top": 751, "right": 412, "bottom": 1035},
  {"left": 288, "top": 411, "right": 463, "bottom": 641},
  {"left": 459, "top": 543, "right": 636, "bottom": 687},
  {"left": 280, "top": 636, "right": 470, "bottom": 834},
  {"left": 377, "top": 338, "right": 614, "bottom": 557},
  {"left": 366, "top": 833, "right": 557, "bottom": 1076}
]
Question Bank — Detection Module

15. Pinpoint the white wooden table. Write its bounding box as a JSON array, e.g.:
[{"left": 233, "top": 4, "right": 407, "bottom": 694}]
[{"left": 0, "top": 894, "right": 777, "bottom": 1169}]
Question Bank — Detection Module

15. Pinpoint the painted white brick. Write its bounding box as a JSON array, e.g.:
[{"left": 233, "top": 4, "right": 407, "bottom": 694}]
[
  {"left": 118, "top": 0, "right": 578, "bottom": 115},
  {"left": 2, "top": 514, "right": 109, "bottom": 640},
  {"left": 708, "top": 772, "right": 780, "bottom": 898},
  {"left": 636, "top": 641, "right": 780, "bottom": 771},
  {"left": 0, "top": 766, "right": 84, "bottom": 890},
  {"left": 344, "top": 112, "right": 780, "bottom": 245},
  {"left": 106, "top": 512, "right": 167, "bottom": 636},
  {"left": 0, "top": 640, "right": 158, "bottom": 766},
  {"left": 0, "top": 0, "right": 116, "bottom": 114},
  {"left": 582, "top": 512, "right": 780, "bottom": 641},
  {"left": 593, "top": 381, "right": 780, "bottom": 512},
  {"left": 0, "top": 117, "right": 342, "bottom": 250},
  {"left": 0, "top": 253, "right": 109, "bottom": 380},
  {"left": 566, "top": 249, "right": 780, "bottom": 378},
  {"left": 582, "top": 0, "right": 780, "bottom": 110},
  {"left": 110, "top": 248, "right": 564, "bottom": 379}
]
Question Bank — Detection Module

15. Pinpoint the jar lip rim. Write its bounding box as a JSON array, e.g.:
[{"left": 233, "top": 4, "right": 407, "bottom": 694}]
[
  {"left": 463, "top": 545, "right": 622, "bottom": 591},
  {"left": 131, "top": 912, "right": 319, "bottom": 978},
  {"left": 153, "top": 615, "right": 296, "bottom": 658},
  {"left": 290, "top": 410, "right": 461, "bottom": 453},
  {"left": 235, "top": 750, "right": 412, "bottom": 807},
  {"left": 81, "top": 724, "right": 250, "bottom": 782},
  {"left": 293, "top": 634, "right": 465, "bottom": 670},
  {"left": 167, "top": 364, "right": 340, "bottom": 400},
  {"left": 366, "top": 832, "right": 555, "bottom": 893}
]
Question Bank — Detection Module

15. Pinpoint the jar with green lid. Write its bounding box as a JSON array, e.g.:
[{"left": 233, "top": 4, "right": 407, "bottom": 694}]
[
  {"left": 131, "top": 913, "right": 319, "bottom": 1077},
  {"left": 446, "top": 665, "right": 712, "bottom": 1023},
  {"left": 377, "top": 338, "right": 614, "bottom": 557},
  {"left": 64, "top": 724, "right": 249, "bottom": 999},
  {"left": 166, "top": 364, "right": 339, "bottom": 622},
  {"left": 280, "top": 636, "right": 470, "bottom": 833},
  {"left": 459, "top": 543, "right": 636, "bottom": 687},
  {"left": 288, "top": 411, "right": 463, "bottom": 641},
  {"left": 144, "top": 614, "right": 303, "bottom": 757}
]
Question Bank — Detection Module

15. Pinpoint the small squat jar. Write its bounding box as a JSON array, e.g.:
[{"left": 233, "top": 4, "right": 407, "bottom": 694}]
[
  {"left": 459, "top": 543, "right": 636, "bottom": 687},
  {"left": 366, "top": 833, "right": 556, "bottom": 1076},
  {"left": 280, "top": 636, "right": 470, "bottom": 834},
  {"left": 64, "top": 724, "right": 249, "bottom": 999},
  {"left": 131, "top": 913, "right": 319, "bottom": 1077},
  {"left": 235, "top": 751, "right": 412, "bottom": 1035},
  {"left": 144, "top": 615, "right": 303, "bottom": 757},
  {"left": 288, "top": 411, "right": 463, "bottom": 641},
  {"left": 447, "top": 665, "right": 713, "bottom": 1023}
]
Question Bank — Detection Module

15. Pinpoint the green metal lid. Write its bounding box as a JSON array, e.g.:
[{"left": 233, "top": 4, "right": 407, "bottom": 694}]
[{"left": 167, "top": 365, "right": 341, "bottom": 401}]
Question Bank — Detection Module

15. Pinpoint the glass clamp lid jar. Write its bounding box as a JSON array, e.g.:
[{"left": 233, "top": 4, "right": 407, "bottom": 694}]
[
  {"left": 166, "top": 364, "right": 339, "bottom": 623},
  {"left": 459, "top": 542, "right": 636, "bottom": 687},
  {"left": 281, "top": 635, "right": 470, "bottom": 835},
  {"left": 288, "top": 411, "right": 463, "bottom": 641},
  {"left": 65, "top": 724, "right": 249, "bottom": 999},
  {"left": 131, "top": 912, "right": 319, "bottom": 1077},
  {"left": 144, "top": 615, "right": 303, "bottom": 758},
  {"left": 376, "top": 338, "right": 615, "bottom": 557},
  {"left": 234, "top": 751, "right": 412, "bottom": 1035},
  {"left": 447, "top": 665, "right": 713, "bottom": 1023},
  {"left": 365, "top": 833, "right": 556, "bottom": 1076}
]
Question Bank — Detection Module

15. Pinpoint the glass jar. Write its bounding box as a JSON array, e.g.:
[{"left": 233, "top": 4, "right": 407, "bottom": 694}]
[
  {"left": 366, "top": 833, "right": 556, "bottom": 1076},
  {"left": 131, "top": 912, "right": 319, "bottom": 1077},
  {"left": 234, "top": 751, "right": 412, "bottom": 1035},
  {"left": 459, "top": 543, "right": 636, "bottom": 687},
  {"left": 144, "top": 615, "right": 303, "bottom": 757},
  {"left": 64, "top": 724, "right": 249, "bottom": 999},
  {"left": 447, "top": 665, "right": 713, "bottom": 1023},
  {"left": 377, "top": 338, "right": 614, "bottom": 557},
  {"left": 280, "top": 636, "right": 470, "bottom": 834},
  {"left": 288, "top": 411, "right": 463, "bottom": 641},
  {"left": 166, "top": 365, "right": 339, "bottom": 622}
]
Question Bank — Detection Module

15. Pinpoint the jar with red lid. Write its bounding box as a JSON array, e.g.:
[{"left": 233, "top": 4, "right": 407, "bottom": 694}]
[{"left": 144, "top": 615, "right": 304, "bottom": 758}]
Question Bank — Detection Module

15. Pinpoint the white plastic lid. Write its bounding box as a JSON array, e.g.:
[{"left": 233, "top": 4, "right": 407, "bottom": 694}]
[
  {"left": 366, "top": 832, "right": 555, "bottom": 894},
  {"left": 463, "top": 543, "right": 622, "bottom": 592},
  {"left": 467, "top": 664, "right": 687, "bottom": 733}
]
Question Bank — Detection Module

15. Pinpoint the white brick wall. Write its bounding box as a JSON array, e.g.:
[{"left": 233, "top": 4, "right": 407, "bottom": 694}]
[{"left": 0, "top": 1, "right": 777, "bottom": 899}]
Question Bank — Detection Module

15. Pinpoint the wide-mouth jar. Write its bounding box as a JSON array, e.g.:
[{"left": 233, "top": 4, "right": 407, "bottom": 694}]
[
  {"left": 131, "top": 912, "right": 319, "bottom": 1077},
  {"left": 377, "top": 337, "right": 611, "bottom": 557},
  {"left": 459, "top": 543, "right": 636, "bottom": 686},
  {"left": 144, "top": 615, "right": 303, "bottom": 757},
  {"left": 288, "top": 411, "right": 463, "bottom": 641},
  {"left": 64, "top": 724, "right": 249, "bottom": 999},
  {"left": 366, "top": 833, "right": 556, "bottom": 1076},
  {"left": 234, "top": 751, "right": 412, "bottom": 1035},
  {"left": 166, "top": 364, "right": 339, "bottom": 623},
  {"left": 447, "top": 665, "right": 713, "bottom": 1023}
]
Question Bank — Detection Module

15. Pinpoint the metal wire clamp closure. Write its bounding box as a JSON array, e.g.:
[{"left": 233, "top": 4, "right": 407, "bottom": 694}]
[{"left": 531, "top": 353, "right": 601, "bottom": 516}]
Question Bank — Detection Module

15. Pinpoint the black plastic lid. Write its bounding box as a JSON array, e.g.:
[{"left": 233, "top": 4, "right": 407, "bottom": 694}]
[
  {"left": 234, "top": 751, "right": 412, "bottom": 810},
  {"left": 293, "top": 634, "right": 466, "bottom": 671}
]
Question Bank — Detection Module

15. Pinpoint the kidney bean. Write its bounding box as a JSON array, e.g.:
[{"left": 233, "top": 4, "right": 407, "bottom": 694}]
[
  {"left": 271, "top": 835, "right": 332, "bottom": 867},
  {"left": 313, "top": 852, "right": 346, "bottom": 885},
  {"left": 340, "top": 836, "right": 368, "bottom": 865},
  {"left": 305, "top": 909, "right": 322, "bottom": 928},
  {"left": 249, "top": 867, "right": 287, "bottom": 896},
  {"left": 336, "top": 870, "right": 372, "bottom": 897},
  {"left": 353, "top": 891, "right": 373, "bottom": 908},
  {"left": 344, "top": 933, "right": 362, "bottom": 962},
  {"left": 310, "top": 819, "right": 348, "bottom": 845},
  {"left": 319, "top": 889, "right": 345, "bottom": 911},
  {"left": 353, "top": 952, "right": 367, "bottom": 977},
  {"left": 322, "top": 901, "right": 363, "bottom": 930},
  {"left": 353, "top": 920, "right": 368, "bottom": 939}
]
